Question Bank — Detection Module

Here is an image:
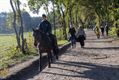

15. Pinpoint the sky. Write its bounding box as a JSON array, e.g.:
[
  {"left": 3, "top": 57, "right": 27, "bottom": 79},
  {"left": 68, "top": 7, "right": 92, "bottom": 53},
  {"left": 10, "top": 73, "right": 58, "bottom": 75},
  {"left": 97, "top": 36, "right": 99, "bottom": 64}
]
[{"left": 0, "top": 0, "right": 47, "bottom": 17}]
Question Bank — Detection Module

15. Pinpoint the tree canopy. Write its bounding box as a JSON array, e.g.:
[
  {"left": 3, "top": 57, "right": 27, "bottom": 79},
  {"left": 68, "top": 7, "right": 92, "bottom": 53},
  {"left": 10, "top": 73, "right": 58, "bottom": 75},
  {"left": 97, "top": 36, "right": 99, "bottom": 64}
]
[{"left": 27, "top": 0, "right": 119, "bottom": 38}]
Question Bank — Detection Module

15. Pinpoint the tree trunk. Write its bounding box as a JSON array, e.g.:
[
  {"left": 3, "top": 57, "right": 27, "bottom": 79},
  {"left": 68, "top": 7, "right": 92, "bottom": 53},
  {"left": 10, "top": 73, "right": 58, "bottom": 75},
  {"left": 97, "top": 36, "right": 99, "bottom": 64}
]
[
  {"left": 69, "top": 8, "right": 72, "bottom": 24},
  {"left": 53, "top": 0, "right": 56, "bottom": 35},
  {"left": 62, "top": 19, "right": 67, "bottom": 39},
  {"left": 10, "top": 0, "right": 21, "bottom": 49},
  {"left": 116, "top": 23, "right": 119, "bottom": 37},
  {"left": 61, "top": 8, "right": 67, "bottom": 40},
  {"left": 17, "top": 0, "right": 25, "bottom": 53},
  {"left": 75, "top": 3, "right": 78, "bottom": 28},
  {"left": 78, "top": 17, "right": 84, "bottom": 27}
]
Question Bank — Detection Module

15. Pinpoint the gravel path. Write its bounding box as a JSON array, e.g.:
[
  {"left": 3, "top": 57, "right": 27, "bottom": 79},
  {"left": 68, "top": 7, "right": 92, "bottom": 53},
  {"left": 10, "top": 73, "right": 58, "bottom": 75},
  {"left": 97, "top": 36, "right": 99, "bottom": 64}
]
[{"left": 27, "top": 30, "right": 119, "bottom": 80}]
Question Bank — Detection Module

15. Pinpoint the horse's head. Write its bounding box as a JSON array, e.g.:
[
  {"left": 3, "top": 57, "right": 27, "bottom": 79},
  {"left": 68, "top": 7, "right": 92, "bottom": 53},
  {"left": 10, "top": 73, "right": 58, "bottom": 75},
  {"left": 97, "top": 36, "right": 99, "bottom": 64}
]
[{"left": 32, "top": 28, "right": 42, "bottom": 47}]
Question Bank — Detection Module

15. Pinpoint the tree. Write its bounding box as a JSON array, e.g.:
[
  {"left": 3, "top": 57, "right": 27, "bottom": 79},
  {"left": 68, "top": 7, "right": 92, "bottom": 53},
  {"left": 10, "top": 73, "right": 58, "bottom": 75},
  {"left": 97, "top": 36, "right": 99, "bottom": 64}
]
[
  {"left": 27, "top": 0, "right": 119, "bottom": 38},
  {"left": 0, "top": 12, "right": 10, "bottom": 33},
  {"left": 10, "top": 0, "right": 21, "bottom": 50},
  {"left": 16, "top": 0, "right": 25, "bottom": 53},
  {"left": 10, "top": 0, "right": 26, "bottom": 53},
  {"left": 22, "top": 11, "right": 32, "bottom": 31}
]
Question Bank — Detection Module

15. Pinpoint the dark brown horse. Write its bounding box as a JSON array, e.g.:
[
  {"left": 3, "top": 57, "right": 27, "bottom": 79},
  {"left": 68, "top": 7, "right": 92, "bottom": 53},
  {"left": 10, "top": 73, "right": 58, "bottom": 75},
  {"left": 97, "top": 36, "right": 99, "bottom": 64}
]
[{"left": 33, "top": 28, "right": 59, "bottom": 71}]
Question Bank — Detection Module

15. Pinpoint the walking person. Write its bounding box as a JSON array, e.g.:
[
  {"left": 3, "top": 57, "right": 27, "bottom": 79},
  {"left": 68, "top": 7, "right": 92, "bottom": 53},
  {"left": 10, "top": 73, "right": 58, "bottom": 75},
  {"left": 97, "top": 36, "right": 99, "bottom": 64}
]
[
  {"left": 100, "top": 25, "right": 105, "bottom": 36},
  {"left": 105, "top": 23, "right": 109, "bottom": 36},
  {"left": 68, "top": 23, "right": 76, "bottom": 48},
  {"left": 94, "top": 26, "right": 100, "bottom": 39},
  {"left": 76, "top": 26, "right": 86, "bottom": 48}
]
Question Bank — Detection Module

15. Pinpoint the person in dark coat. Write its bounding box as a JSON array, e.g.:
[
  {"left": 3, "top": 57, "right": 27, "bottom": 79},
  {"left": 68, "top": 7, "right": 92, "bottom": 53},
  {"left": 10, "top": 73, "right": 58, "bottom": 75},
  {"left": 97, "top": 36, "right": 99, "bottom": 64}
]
[
  {"left": 76, "top": 26, "right": 86, "bottom": 48},
  {"left": 100, "top": 25, "right": 105, "bottom": 36},
  {"left": 38, "top": 14, "right": 52, "bottom": 34},
  {"left": 68, "top": 24, "right": 76, "bottom": 47},
  {"left": 69, "top": 24, "right": 76, "bottom": 38}
]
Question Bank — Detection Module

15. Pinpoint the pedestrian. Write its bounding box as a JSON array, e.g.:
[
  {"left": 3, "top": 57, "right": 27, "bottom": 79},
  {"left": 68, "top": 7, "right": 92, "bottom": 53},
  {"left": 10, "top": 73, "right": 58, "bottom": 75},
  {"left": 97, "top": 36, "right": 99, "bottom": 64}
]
[
  {"left": 76, "top": 26, "right": 86, "bottom": 48},
  {"left": 105, "top": 23, "right": 109, "bottom": 36},
  {"left": 68, "top": 23, "right": 76, "bottom": 48},
  {"left": 100, "top": 25, "right": 105, "bottom": 36},
  {"left": 94, "top": 26, "right": 100, "bottom": 39}
]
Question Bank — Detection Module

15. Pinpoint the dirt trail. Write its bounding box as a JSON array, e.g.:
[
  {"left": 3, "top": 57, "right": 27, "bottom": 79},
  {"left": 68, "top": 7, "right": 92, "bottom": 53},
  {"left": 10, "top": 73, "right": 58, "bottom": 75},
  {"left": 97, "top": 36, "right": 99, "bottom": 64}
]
[{"left": 27, "top": 29, "right": 119, "bottom": 80}]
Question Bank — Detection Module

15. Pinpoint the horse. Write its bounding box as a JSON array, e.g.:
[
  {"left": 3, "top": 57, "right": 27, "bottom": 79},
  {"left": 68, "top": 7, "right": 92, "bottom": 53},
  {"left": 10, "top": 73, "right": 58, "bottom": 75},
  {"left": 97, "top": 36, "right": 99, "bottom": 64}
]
[{"left": 32, "top": 28, "right": 59, "bottom": 71}]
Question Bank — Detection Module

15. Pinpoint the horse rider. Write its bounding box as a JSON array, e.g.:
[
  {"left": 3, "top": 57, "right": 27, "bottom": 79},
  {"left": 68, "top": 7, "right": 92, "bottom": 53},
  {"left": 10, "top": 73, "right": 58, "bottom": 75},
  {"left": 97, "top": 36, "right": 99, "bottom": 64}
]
[
  {"left": 38, "top": 14, "right": 52, "bottom": 35},
  {"left": 38, "top": 14, "right": 57, "bottom": 48}
]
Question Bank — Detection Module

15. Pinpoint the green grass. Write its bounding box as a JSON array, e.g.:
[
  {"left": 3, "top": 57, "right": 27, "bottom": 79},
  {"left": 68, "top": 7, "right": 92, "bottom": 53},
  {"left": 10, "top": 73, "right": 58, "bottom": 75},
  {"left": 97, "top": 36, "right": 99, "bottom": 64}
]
[
  {"left": 0, "top": 35, "right": 16, "bottom": 53},
  {"left": 0, "top": 33, "right": 36, "bottom": 70},
  {"left": 58, "top": 40, "right": 68, "bottom": 46}
]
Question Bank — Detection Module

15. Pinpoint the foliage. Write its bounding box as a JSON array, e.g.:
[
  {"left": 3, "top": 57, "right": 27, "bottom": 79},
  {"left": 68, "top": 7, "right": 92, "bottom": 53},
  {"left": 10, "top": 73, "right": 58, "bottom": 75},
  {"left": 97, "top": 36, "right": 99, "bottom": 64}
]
[
  {"left": 109, "top": 27, "right": 117, "bottom": 37},
  {"left": 27, "top": 0, "right": 119, "bottom": 37},
  {"left": 1, "top": 0, "right": 119, "bottom": 76},
  {"left": 58, "top": 40, "right": 68, "bottom": 46},
  {"left": 0, "top": 32, "right": 37, "bottom": 70},
  {"left": 0, "top": 11, "right": 42, "bottom": 33}
]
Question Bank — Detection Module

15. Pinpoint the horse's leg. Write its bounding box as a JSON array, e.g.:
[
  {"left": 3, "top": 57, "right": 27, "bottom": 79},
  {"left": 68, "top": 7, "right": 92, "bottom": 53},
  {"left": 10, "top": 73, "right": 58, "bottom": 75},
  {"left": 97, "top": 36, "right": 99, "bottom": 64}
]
[
  {"left": 47, "top": 51, "right": 51, "bottom": 68},
  {"left": 53, "top": 43, "right": 59, "bottom": 60},
  {"left": 52, "top": 34, "right": 59, "bottom": 60},
  {"left": 50, "top": 51, "right": 54, "bottom": 62},
  {"left": 39, "top": 51, "right": 42, "bottom": 71}
]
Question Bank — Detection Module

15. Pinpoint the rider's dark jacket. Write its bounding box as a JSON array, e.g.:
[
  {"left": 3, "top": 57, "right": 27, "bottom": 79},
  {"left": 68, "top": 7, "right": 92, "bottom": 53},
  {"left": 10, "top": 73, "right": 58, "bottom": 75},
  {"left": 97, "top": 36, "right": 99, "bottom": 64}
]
[{"left": 38, "top": 20, "right": 52, "bottom": 34}]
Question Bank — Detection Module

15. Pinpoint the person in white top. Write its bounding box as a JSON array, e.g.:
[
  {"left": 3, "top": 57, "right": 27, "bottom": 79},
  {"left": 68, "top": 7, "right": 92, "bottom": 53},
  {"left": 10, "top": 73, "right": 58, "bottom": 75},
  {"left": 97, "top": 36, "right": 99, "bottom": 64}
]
[
  {"left": 76, "top": 26, "right": 86, "bottom": 48},
  {"left": 105, "top": 23, "right": 109, "bottom": 36}
]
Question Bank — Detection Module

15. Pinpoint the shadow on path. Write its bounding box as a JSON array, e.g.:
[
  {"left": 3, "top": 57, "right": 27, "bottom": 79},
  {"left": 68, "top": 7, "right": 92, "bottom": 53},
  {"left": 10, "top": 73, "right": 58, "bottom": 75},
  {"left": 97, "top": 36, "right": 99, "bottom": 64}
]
[
  {"left": 85, "top": 40, "right": 112, "bottom": 43},
  {"left": 84, "top": 47, "right": 119, "bottom": 50},
  {"left": 43, "top": 60, "right": 119, "bottom": 80},
  {"left": 4, "top": 56, "right": 48, "bottom": 80}
]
